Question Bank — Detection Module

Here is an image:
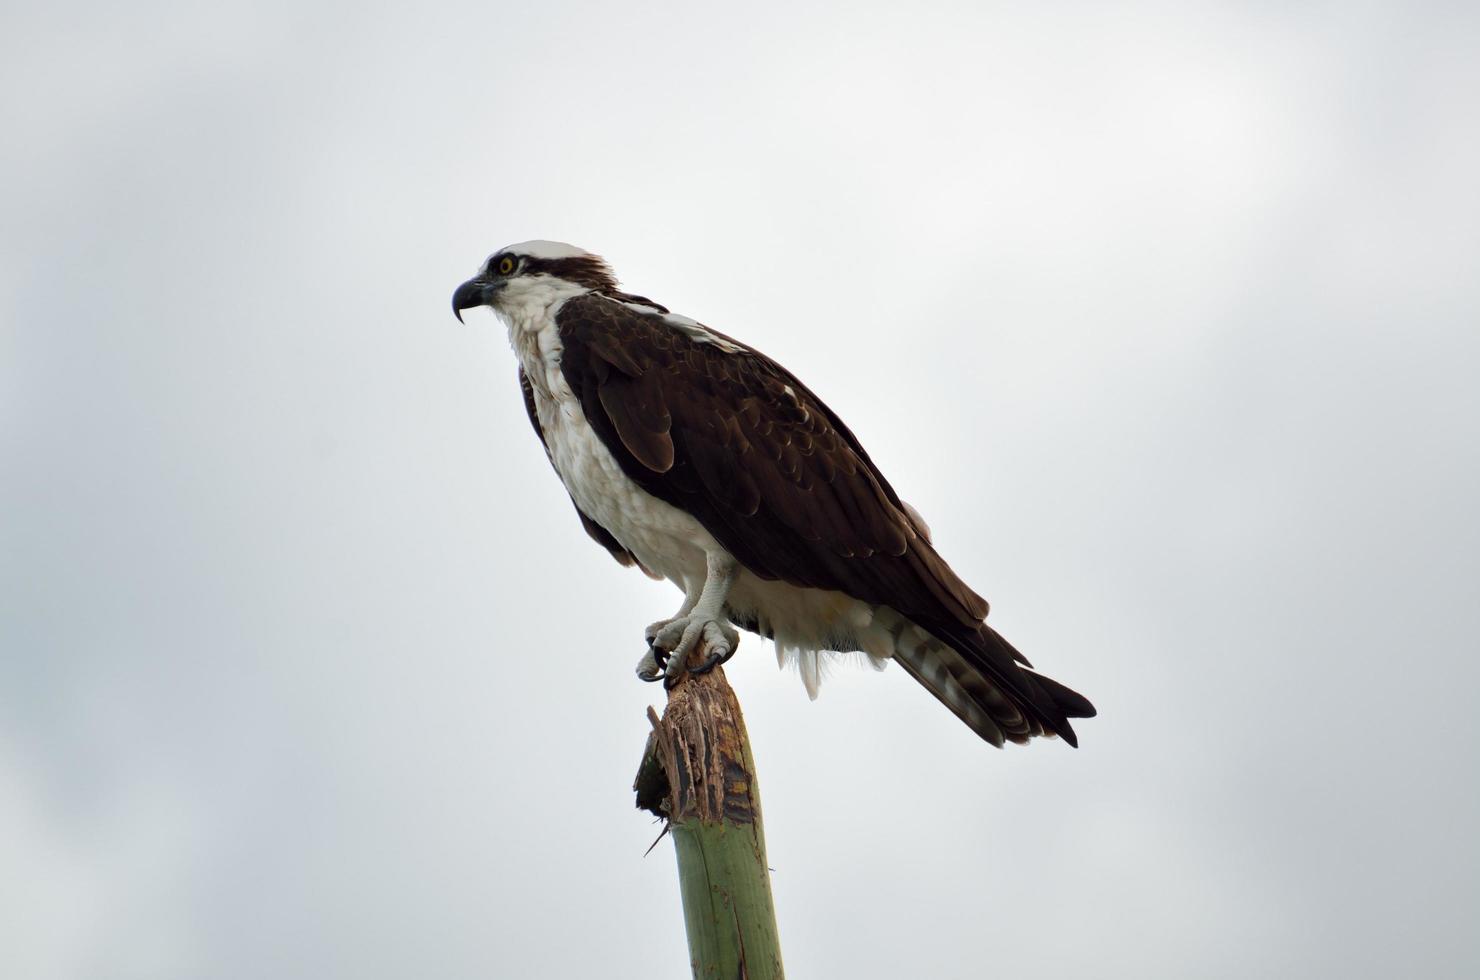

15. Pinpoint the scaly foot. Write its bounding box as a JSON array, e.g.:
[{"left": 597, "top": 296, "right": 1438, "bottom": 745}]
[
  {"left": 636, "top": 614, "right": 740, "bottom": 688},
  {"left": 634, "top": 553, "right": 741, "bottom": 687}
]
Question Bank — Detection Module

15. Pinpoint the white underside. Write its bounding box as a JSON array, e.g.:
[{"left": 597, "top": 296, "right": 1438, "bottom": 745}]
[{"left": 495, "top": 279, "right": 927, "bottom": 697}]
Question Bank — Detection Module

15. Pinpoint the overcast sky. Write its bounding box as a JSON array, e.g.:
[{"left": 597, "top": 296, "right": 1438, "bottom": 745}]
[{"left": 3, "top": 2, "right": 1478, "bottom": 978}]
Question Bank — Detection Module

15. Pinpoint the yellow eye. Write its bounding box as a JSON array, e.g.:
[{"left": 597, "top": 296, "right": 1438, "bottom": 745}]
[{"left": 497, "top": 256, "right": 516, "bottom": 276}]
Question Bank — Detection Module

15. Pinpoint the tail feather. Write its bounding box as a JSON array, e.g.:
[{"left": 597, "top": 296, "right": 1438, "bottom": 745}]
[
  {"left": 893, "top": 622, "right": 1094, "bottom": 748},
  {"left": 894, "top": 648, "right": 1009, "bottom": 747},
  {"left": 1027, "top": 668, "right": 1098, "bottom": 719}
]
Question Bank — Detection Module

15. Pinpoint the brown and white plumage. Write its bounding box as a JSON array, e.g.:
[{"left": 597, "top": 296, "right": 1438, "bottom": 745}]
[{"left": 453, "top": 241, "right": 1095, "bottom": 747}]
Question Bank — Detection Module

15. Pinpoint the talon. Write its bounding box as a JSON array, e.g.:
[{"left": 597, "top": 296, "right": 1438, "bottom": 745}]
[
  {"left": 643, "top": 608, "right": 741, "bottom": 689},
  {"left": 635, "top": 646, "right": 669, "bottom": 683},
  {"left": 688, "top": 649, "right": 726, "bottom": 675},
  {"left": 663, "top": 650, "right": 693, "bottom": 690}
]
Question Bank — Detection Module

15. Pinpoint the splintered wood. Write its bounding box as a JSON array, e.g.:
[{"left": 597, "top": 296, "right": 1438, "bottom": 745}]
[{"left": 634, "top": 664, "right": 757, "bottom": 827}]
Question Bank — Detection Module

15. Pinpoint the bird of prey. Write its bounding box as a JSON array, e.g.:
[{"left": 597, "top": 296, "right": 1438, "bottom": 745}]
[{"left": 452, "top": 241, "right": 1095, "bottom": 747}]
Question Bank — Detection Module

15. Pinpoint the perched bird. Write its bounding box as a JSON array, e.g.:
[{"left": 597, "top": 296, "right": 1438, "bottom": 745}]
[{"left": 452, "top": 242, "right": 1095, "bottom": 746}]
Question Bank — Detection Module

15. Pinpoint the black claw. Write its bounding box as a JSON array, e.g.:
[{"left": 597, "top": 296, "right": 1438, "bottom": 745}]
[
  {"left": 688, "top": 650, "right": 726, "bottom": 676},
  {"left": 638, "top": 642, "right": 671, "bottom": 684}
]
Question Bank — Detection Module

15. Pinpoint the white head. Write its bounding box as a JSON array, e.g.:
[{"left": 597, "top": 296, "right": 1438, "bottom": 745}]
[{"left": 451, "top": 241, "right": 617, "bottom": 323}]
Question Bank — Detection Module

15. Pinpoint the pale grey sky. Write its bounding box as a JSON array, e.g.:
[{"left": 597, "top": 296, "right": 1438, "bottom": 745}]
[{"left": 3, "top": 2, "right": 1478, "bottom": 978}]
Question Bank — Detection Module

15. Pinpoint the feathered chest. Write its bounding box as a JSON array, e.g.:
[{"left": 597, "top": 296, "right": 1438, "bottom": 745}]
[{"left": 507, "top": 304, "right": 604, "bottom": 490}]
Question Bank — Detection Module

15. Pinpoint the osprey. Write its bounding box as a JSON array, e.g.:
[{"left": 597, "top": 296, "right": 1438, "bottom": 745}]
[{"left": 452, "top": 241, "right": 1095, "bottom": 747}]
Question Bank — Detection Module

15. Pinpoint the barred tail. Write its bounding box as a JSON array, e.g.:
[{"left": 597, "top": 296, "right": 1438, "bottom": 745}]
[{"left": 893, "top": 623, "right": 1095, "bottom": 748}]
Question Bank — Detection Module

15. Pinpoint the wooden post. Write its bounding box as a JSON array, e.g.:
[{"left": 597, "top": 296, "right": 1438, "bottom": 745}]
[{"left": 634, "top": 657, "right": 785, "bottom": 979}]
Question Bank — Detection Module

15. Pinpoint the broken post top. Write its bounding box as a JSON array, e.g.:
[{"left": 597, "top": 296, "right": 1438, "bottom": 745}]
[{"left": 635, "top": 663, "right": 758, "bottom": 826}]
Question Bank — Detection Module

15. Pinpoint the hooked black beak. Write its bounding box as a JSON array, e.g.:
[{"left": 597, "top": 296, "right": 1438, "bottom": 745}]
[{"left": 451, "top": 277, "right": 500, "bottom": 323}]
